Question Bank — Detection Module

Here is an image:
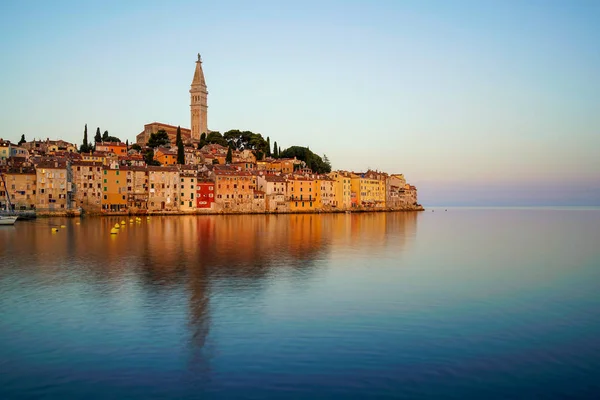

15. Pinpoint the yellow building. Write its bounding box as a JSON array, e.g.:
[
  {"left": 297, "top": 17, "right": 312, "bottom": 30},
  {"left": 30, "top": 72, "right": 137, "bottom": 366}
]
[
  {"left": 81, "top": 151, "right": 107, "bottom": 165},
  {"left": 315, "top": 175, "right": 335, "bottom": 210},
  {"left": 350, "top": 170, "right": 387, "bottom": 208},
  {"left": 101, "top": 166, "right": 127, "bottom": 212},
  {"left": 179, "top": 168, "right": 198, "bottom": 211},
  {"left": 287, "top": 175, "right": 317, "bottom": 211},
  {"left": 328, "top": 170, "right": 352, "bottom": 210}
]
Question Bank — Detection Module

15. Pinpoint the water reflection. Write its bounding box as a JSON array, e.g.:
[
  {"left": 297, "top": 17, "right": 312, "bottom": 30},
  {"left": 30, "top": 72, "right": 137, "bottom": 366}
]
[{"left": 0, "top": 212, "right": 419, "bottom": 393}]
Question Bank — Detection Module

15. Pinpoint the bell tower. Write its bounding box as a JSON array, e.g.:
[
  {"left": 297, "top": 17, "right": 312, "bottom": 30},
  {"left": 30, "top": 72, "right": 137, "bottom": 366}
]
[{"left": 190, "top": 53, "right": 208, "bottom": 141}]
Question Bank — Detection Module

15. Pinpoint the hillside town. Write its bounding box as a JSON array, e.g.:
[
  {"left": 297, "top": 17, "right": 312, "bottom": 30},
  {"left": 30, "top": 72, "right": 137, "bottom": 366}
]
[{"left": 0, "top": 54, "right": 421, "bottom": 216}]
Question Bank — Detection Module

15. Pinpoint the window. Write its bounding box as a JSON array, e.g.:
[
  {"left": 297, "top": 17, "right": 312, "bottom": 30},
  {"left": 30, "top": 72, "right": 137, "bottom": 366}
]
[
  {"left": 103, "top": 195, "right": 107, "bottom": 200},
  {"left": 104, "top": 187, "right": 107, "bottom": 191}
]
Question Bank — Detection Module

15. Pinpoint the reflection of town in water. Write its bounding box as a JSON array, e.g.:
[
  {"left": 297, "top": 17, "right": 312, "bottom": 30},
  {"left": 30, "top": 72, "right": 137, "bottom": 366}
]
[{"left": 0, "top": 212, "right": 418, "bottom": 369}]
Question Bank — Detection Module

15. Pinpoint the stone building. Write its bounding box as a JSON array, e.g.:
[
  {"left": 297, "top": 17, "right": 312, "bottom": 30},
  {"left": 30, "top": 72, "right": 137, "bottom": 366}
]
[
  {"left": 35, "top": 160, "right": 72, "bottom": 211},
  {"left": 125, "top": 166, "right": 149, "bottom": 212},
  {"left": 0, "top": 166, "right": 37, "bottom": 210},
  {"left": 72, "top": 161, "right": 103, "bottom": 213},
  {"left": 147, "top": 166, "right": 180, "bottom": 212}
]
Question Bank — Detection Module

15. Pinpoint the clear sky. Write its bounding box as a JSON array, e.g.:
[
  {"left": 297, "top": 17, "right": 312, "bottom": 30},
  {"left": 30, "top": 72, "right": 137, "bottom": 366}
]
[{"left": 1, "top": 0, "right": 599, "bottom": 206}]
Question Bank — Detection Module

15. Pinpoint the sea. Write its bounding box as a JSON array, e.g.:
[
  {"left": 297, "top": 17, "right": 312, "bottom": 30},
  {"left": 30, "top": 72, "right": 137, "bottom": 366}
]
[{"left": 1, "top": 208, "right": 599, "bottom": 399}]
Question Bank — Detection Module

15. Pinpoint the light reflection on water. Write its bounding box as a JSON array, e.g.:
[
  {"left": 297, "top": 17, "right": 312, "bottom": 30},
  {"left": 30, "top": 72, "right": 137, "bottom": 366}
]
[{"left": 1, "top": 210, "right": 599, "bottom": 399}]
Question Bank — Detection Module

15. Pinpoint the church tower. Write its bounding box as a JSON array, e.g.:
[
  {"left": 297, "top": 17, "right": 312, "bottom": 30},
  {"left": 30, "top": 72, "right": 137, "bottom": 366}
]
[{"left": 190, "top": 53, "right": 208, "bottom": 141}]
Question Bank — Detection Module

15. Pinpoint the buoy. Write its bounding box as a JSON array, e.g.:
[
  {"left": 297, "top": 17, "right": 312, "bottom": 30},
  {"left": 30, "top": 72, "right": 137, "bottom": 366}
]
[
  {"left": 114, "top": 223, "right": 120, "bottom": 229},
  {"left": 51, "top": 227, "right": 59, "bottom": 233},
  {"left": 110, "top": 227, "right": 119, "bottom": 235},
  {"left": 129, "top": 219, "right": 133, "bottom": 223},
  {"left": 60, "top": 225, "right": 66, "bottom": 228},
  {"left": 76, "top": 222, "right": 80, "bottom": 225},
  {"left": 121, "top": 220, "right": 126, "bottom": 225}
]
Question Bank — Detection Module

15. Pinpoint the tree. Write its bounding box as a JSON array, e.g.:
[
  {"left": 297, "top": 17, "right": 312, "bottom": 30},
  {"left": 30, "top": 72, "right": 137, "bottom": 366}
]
[
  {"left": 205, "top": 131, "right": 228, "bottom": 147},
  {"left": 176, "top": 126, "right": 185, "bottom": 164},
  {"left": 94, "top": 127, "right": 102, "bottom": 143},
  {"left": 212, "top": 158, "right": 219, "bottom": 165},
  {"left": 198, "top": 132, "right": 207, "bottom": 149},
  {"left": 126, "top": 139, "right": 129, "bottom": 151},
  {"left": 18, "top": 134, "right": 26, "bottom": 145},
  {"left": 279, "top": 146, "right": 331, "bottom": 173},
  {"left": 102, "top": 130, "right": 109, "bottom": 142},
  {"left": 266, "top": 137, "right": 271, "bottom": 157},
  {"left": 225, "top": 146, "right": 233, "bottom": 164},
  {"left": 273, "top": 141, "right": 278, "bottom": 158},
  {"left": 147, "top": 130, "right": 170, "bottom": 148},
  {"left": 143, "top": 149, "right": 161, "bottom": 166},
  {"left": 79, "top": 124, "right": 90, "bottom": 153},
  {"left": 278, "top": 146, "right": 281, "bottom": 157},
  {"left": 131, "top": 143, "right": 142, "bottom": 152}
]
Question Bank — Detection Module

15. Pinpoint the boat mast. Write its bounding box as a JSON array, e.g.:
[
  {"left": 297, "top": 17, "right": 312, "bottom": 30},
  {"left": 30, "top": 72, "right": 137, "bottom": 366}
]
[{"left": 0, "top": 172, "right": 13, "bottom": 211}]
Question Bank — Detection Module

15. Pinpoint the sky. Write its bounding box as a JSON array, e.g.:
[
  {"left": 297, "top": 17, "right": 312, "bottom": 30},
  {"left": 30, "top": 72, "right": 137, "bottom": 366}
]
[{"left": 1, "top": 0, "right": 599, "bottom": 206}]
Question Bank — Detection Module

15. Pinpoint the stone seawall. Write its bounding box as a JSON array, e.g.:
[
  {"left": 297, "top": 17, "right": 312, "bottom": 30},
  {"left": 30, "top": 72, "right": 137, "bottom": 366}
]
[{"left": 35, "top": 205, "right": 424, "bottom": 218}]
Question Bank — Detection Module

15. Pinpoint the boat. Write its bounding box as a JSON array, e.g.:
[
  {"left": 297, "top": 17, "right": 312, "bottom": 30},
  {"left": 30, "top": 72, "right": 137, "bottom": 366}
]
[{"left": 0, "top": 215, "right": 18, "bottom": 225}]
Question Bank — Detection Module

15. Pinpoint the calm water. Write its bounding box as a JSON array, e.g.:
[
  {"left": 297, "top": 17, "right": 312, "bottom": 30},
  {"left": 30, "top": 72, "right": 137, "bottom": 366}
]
[{"left": 1, "top": 209, "right": 599, "bottom": 399}]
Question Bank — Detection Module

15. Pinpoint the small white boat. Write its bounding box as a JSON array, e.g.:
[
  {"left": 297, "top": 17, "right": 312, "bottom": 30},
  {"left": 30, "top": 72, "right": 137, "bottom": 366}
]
[{"left": 0, "top": 215, "right": 18, "bottom": 225}]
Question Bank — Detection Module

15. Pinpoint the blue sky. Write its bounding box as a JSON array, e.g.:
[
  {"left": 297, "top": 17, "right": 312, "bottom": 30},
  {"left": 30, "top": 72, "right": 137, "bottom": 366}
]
[{"left": 1, "top": 0, "right": 598, "bottom": 205}]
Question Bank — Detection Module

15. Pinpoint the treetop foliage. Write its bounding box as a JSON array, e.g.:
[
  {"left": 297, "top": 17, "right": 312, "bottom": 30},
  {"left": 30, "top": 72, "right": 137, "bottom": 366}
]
[{"left": 279, "top": 146, "right": 332, "bottom": 173}]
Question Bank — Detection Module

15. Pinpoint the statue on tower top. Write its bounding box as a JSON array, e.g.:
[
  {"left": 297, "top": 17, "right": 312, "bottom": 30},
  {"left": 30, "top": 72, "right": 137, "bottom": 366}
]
[{"left": 197, "top": 53, "right": 202, "bottom": 62}]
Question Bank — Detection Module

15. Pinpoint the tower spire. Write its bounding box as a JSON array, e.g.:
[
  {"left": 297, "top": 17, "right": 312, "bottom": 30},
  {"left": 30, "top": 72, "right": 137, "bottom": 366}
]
[{"left": 190, "top": 53, "right": 208, "bottom": 141}]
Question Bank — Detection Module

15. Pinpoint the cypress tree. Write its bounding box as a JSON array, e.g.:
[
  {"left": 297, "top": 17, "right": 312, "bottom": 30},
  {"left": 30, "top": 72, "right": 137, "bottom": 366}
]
[
  {"left": 226, "top": 146, "right": 233, "bottom": 164},
  {"left": 176, "top": 126, "right": 185, "bottom": 164},
  {"left": 273, "top": 141, "right": 278, "bottom": 158},
  {"left": 80, "top": 124, "right": 89, "bottom": 153},
  {"left": 102, "top": 130, "right": 109, "bottom": 142},
  {"left": 18, "top": 134, "right": 26, "bottom": 145},
  {"left": 266, "top": 137, "right": 271, "bottom": 157},
  {"left": 94, "top": 127, "right": 102, "bottom": 143}
]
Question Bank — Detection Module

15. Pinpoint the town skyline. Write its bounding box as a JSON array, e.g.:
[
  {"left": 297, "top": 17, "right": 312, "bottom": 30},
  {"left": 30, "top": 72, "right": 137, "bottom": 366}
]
[{"left": 2, "top": 1, "right": 599, "bottom": 206}]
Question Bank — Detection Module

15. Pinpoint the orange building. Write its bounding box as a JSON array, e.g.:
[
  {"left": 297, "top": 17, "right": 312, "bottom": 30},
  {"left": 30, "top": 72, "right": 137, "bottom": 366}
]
[
  {"left": 154, "top": 147, "right": 178, "bottom": 166},
  {"left": 101, "top": 166, "right": 127, "bottom": 212},
  {"left": 214, "top": 170, "right": 256, "bottom": 211},
  {"left": 95, "top": 142, "right": 128, "bottom": 155},
  {"left": 287, "top": 175, "right": 317, "bottom": 211}
]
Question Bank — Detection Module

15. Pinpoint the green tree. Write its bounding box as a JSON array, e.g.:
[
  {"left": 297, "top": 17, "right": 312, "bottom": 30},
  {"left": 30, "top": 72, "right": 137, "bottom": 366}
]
[
  {"left": 79, "top": 124, "right": 90, "bottom": 153},
  {"left": 279, "top": 146, "right": 331, "bottom": 173},
  {"left": 273, "top": 141, "right": 278, "bottom": 158},
  {"left": 225, "top": 146, "right": 233, "bottom": 164},
  {"left": 147, "top": 130, "right": 170, "bottom": 148},
  {"left": 266, "top": 137, "right": 271, "bottom": 157},
  {"left": 94, "top": 127, "right": 102, "bottom": 143},
  {"left": 278, "top": 146, "right": 281, "bottom": 157},
  {"left": 102, "top": 130, "right": 109, "bottom": 142},
  {"left": 143, "top": 149, "right": 161, "bottom": 166},
  {"left": 131, "top": 143, "right": 142, "bottom": 151},
  {"left": 205, "top": 131, "right": 228, "bottom": 147},
  {"left": 176, "top": 126, "right": 185, "bottom": 164},
  {"left": 198, "top": 132, "right": 207, "bottom": 149},
  {"left": 126, "top": 139, "right": 129, "bottom": 150},
  {"left": 18, "top": 134, "right": 26, "bottom": 146}
]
